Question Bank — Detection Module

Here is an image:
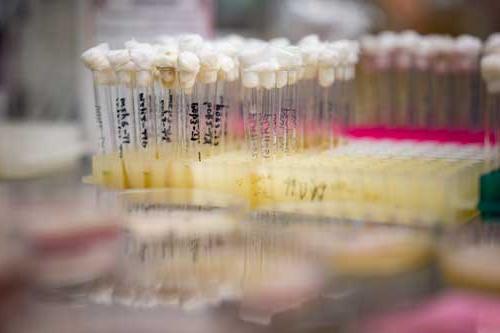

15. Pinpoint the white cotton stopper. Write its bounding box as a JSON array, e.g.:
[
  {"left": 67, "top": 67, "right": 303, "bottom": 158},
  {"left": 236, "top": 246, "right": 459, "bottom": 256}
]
[
  {"left": 360, "top": 35, "right": 378, "bottom": 55},
  {"left": 81, "top": 43, "right": 111, "bottom": 71},
  {"left": 276, "top": 71, "right": 288, "bottom": 88},
  {"left": 242, "top": 71, "right": 259, "bottom": 88},
  {"left": 269, "top": 37, "right": 290, "bottom": 48},
  {"left": 159, "top": 68, "right": 176, "bottom": 86},
  {"left": 398, "top": 30, "right": 421, "bottom": 49},
  {"left": 300, "top": 45, "right": 320, "bottom": 80},
  {"left": 248, "top": 60, "right": 279, "bottom": 89},
  {"left": 197, "top": 45, "right": 220, "bottom": 84},
  {"left": 218, "top": 54, "right": 236, "bottom": 82},
  {"left": 298, "top": 34, "right": 321, "bottom": 47},
  {"left": 238, "top": 45, "right": 269, "bottom": 68},
  {"left": 273, "top": 45, "right": 303, "bottom": 70},
  {"left": 178, "top": 51, "right": 200, "bottom": 73},
  {"left": 259, "top": 71, "right": 277, "bottom": 89},
  {"left": 179, "top": 72, "right": 197, "bottom": 90},
  {"left": 94, "top": 69, "right": 116, "bottom": 85},
  {"left": 318, "top": 45, "right": 340, "bottom": 87},
  {"left": 198, "top": 70, "right": 218, "bottom": 84},
  {"left": 318, "top": 67, "right": 335, "bottom": 87},
  {"left": 129, "top": 44, "right": 155, "bottom": 70},
  {"left": 178, "top": 34, "right": 204, "bottom": 53},
  {"left": 345, "top": 65, "right": 356, "bottom": 80},
  {"left": 153, "top": 45, "right": 178, "bottom": 68},
  {"left": 115, "top": 61, "right": 137, "bottom": 85},
  {"left": 481, "top": 54, "right": 500, "bottom": 93},
  {"left": 378, "top": 31, "right": 398, "bottom": 55},
  {"left": 485, "top": 33, "right": 500, "bottom": 55},
  {"left": 177, "top": 51, "right": 200, "bottom": 89},
  {"left": 107, "top": 49, "right": 130, "bottom": 69},
  {"left": 136, "top": 70, "right": 154, "bottom": 87},
  {"left": 413, "top": 38, "right": 433, "bottom": 70},
  {"left": 455, "top": 35, "right": 482, "bottom": 56}
]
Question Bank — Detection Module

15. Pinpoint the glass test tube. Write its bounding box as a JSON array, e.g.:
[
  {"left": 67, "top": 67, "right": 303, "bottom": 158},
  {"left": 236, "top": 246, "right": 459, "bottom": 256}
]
[
  {"left": 485, "top": 90, "right": 500, "bottom": 168},
  {"left": 260, "top": 80, "right": 276, "bottom": 159},
  {"left": 393, "top": 50, "right": 413, "bottom": 126},
  {"left": 299, "top": 78, "right": 320, "bottom": 148},
  {"left": 454, "top": 55, "right": 480, "bottom": 130},
  {"left": 114, "top": 68, "right": 136, "bottom": 157},
  {"left": 133, "top": 70, "right": 157, "bottom": 158},
  {"left": 225, "top": 80, "right": 243, "bottom": 149},
  {"left": 375, "top": 53, "right": 392, "bottom": 126},
  {"left": 360, "top": 53, "right": 378, "bottom": 125},
  {"left": 155, "top": 67, "right": 178, "bottom": 158},
  {"left": 431, "top": 54, "right": 453, "bottom": 128},
  {"left": 284, "top": 69, "right": 300, "bottom": 153},
  {"left": 334, "top": 65, "right": 353, "bottom": 147},
  {"left": 318, "top": 65, "right": 335, "bottom": 149},
  {"left": 213, "top": 80, "right": 228, "bottom": 155},
  {"left": 198, "top": 80, "right": 219, "bottom": 159},
  {"left": 180, "top": 82, "right": 201, "bottom": 160},
  {"left": 91, "top": 70, "right": 116, "bottom": 155},
  {"left": 413, "top": 54, "right": 432, "bottom": 128},
  {"left": 242, "top": 70, "right": 261, "bottom": 159}
]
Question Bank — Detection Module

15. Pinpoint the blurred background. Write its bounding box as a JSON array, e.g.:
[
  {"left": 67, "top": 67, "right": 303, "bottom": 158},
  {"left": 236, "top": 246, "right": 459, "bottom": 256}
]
[
  {"left": 0, "top": 1, "right": 500, "bottom": 333},
  {"left": 1, "top": 0, "right": 500, "bottom": 175}
]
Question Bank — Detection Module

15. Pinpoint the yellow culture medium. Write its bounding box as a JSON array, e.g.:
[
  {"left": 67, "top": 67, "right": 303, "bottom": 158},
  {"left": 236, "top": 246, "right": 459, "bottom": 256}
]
[{"left": 87, "top": 149, "right": 484, "bottom": 225}]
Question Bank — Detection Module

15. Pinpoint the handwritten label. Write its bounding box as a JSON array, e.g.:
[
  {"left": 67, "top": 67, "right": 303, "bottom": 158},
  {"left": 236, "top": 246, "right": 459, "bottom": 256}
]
[
  {"left": 214, "top": 96, "right": 225, "bottom": 146},
  {"left": 283, "top": 177, "right": 327, "bottom": 201},
  {"left": 160, "top": 92, "right": 174, "bottom": 143},
  {"left": 260, "top": 112, "right": 272, "bottom": 158},
  {"left": 189, "top": 102, "right": 200, "bottom": 142},
  {"left": 94, "top": 104, "right": 105, "bottom": 150},
  {"left": 203, "top": 101, "right": 213, "bottom": 145},
  {"left": 138, "top": 93, "right": 149, "bottom": 148}
]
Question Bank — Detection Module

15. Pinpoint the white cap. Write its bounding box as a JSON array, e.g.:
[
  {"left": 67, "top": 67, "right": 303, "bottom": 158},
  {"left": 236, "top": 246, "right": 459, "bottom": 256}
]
[
  {"left": 398, "top": 30, "right": 421, "bottom": 50},
  {"left": 269, "top": 37, "right": 290, "bottom": 48},
  {"left": 129, "top": 44, "right": 155, "bottom": 70},
  {"left": 107, "top": 49, "right": 130, "bottom": 69},
  {"left": 153, "top": 45, "right": 178, "bottom": 68},
  {"left": 273, "top": 45, "right": 303, "bottom": 70},
  {"left": 81, "top": 43, "right": 111, "bottom": 71},
  {"left": 178, "top": 51, "right": 200, "bottom": 73},
  {"left": 455, "top": 35, "right": 482, "bottom": 57},
  {"left": 298, "top": 34, "right": 321, "bottom": 47},
  {"left": 178, "top": 34, "right": 204, "bottom": 53},
  {"left": 238, "top": 44, "right": 269, "bottom": 69},
  {"left": 481, "top": 54, "right": 500, "bottom": 93},
  {"left": 485, "top": 33, "right": 500, "bottom": 55},
  {"left": 360, "top": 35, "right": 378, "bottom": 55}
]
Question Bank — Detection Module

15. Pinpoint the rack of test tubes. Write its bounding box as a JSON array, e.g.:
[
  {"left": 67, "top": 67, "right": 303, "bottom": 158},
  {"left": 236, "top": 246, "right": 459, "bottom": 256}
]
[{"left": 81, "top": 32, "right": 500, "bottom": 226}]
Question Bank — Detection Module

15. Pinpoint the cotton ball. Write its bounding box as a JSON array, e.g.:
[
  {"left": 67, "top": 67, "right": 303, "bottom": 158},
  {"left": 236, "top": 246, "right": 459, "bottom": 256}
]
[
  {"left": 81, "top": 43, "right": 111, "bottom": 71},
  {"left": 178, "top": 34, "right": 204, "bottom": 53},
  {"left": 242, "top": 71, "right": 259, "bottom": 88}
]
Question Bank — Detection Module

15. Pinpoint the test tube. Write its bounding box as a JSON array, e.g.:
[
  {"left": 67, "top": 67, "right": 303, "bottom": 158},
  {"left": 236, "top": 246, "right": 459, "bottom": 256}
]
[
  {"left": 430, "top": 36, "right": 455, "bottom": 129},
  {"left": 91, "top": 69, "right": 118, "bottom": 155},
  {"left": 453, "top": 35, "right": 482, "bottom": 130},
  {"left": 393, "top": 32, "right": 418, "bottom": 127},
  {"left": 107, "top": 49, "right": 138, "bottom": 158},
  {"left": 259, "top": 69, "right": 277, "bottom": 159},
  {"left": 480, "top": 54, "right": 500, "bottom": 168},
  {"left": 359, "top": 36, "right": 379, "bottom": 125},
  {"left": 283, "top": 68, "right": 301, "bottom": 154},
  {"left": 374, "top": 33, "right": 395, "bottom": 126},
  {"left": 241, "top": 69, "right": 261, "bottom": 159},
  {"left": 132, "top": 69, "right": 157, "bottom": 158},
  {"left": 155, "top": 67, "right": 178, "bottom": 158},
  {"left": 81, "top": 44, "right": 118, "bottom": 155},
  {"left": 413, "top": 39, "right": 433, "bottom": 128},
  {"left": 177, "top": 50, "right": 201, "bottom": 160}
]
